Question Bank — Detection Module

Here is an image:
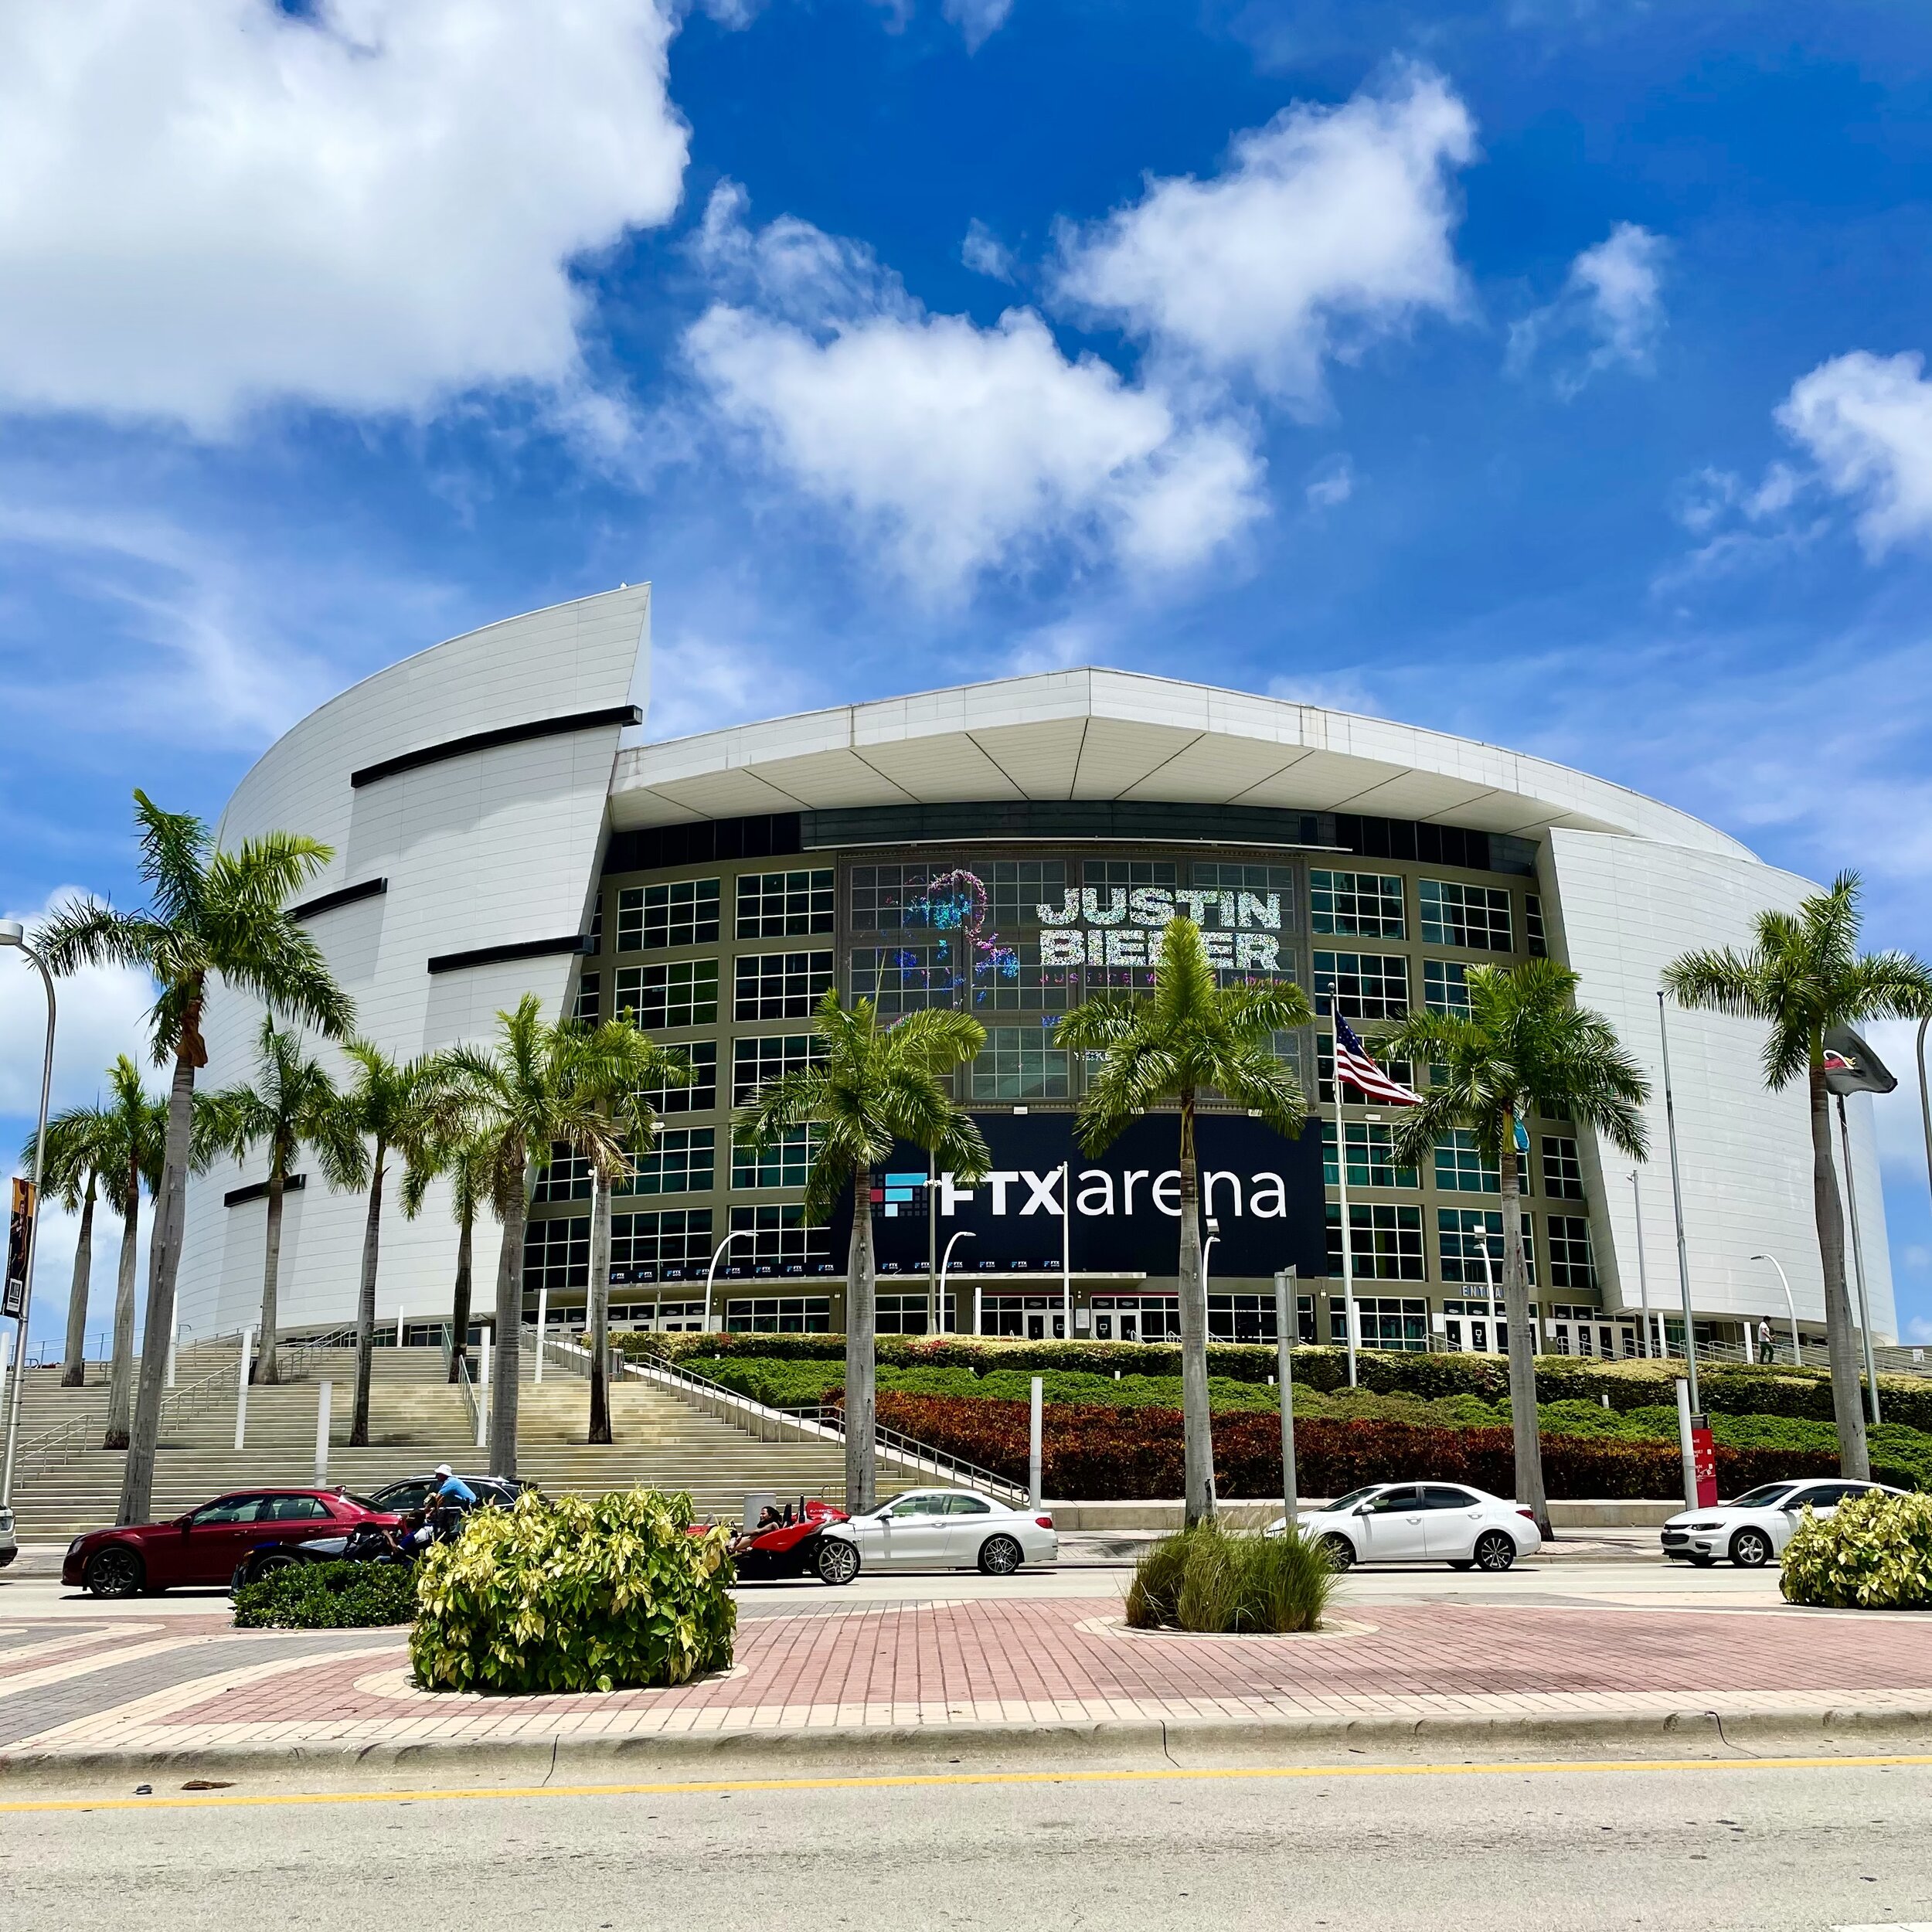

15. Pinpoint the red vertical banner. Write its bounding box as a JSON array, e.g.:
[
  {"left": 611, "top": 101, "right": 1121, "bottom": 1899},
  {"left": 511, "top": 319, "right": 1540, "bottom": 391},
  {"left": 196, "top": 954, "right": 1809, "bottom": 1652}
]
[{"left": 1690, "top": 1415, "right": 1718, "bottom": 1509}]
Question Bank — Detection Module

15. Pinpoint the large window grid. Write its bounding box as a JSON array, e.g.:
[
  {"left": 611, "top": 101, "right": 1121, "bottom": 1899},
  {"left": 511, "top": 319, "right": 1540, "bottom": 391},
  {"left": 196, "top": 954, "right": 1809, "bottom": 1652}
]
[
  {"left": 620, "top": 1126, "right": 714, "bottom": 1197},
  {"left": 735, "top": 951, "right": 834, "bottom": 1021},
  {"left": 1329, "top": 1294, "right": 1430, "bottom": 1350},
  {"left": 1313, "top": 951, "right": 1409, "bottom": 1019},
  {"left": 1321, "top": 1119, "right": 1418, "bottom": 1189},
  {"left": 573, "top": 973, "right": 600, "bottom": 1026},
  {"left": 852, "top": 865, "right": 987, "bottom": 933},
  {"left": 726, "top": 1295, "right": 831, "bottom": 1333},
  {"left": 1437, "top": 1208, "right": 1536, "bottom": 1286},
  {"left": 1420, "top": 879, "right": 1512, "bottom": 951},
  {"left": 1325, "top": 1203, "right": 1425, "bottom": 1280},
  {"left": 731, "top": 1126, "right": 821, "bottom": 1191},
  {"left": 534, "top": 1145, "right": 590, "bottom": 1202},
  {"left": 736, "top": 869, "right": 834, "bottom": 939},
  {"left": 971, "top": 1026, "right": 1071, "bottom": 1100},
  {"left": 971, "top": 942, "right": 1075, "bottom": 1012},
  {"left": 1083, "top": 859, "right": 1177, "bottom": 886},
  {"left": 1548, "top": 1215, "right": 1597, "bottom": 1290},
  {"left": 617, "top": 879, "right": 720, "bottom": 952},
  {"left": 1434, "top": 1129, "right": 1500, "bottom": 1194},
  {"left": 1526, "top": 895, "right": 1547, "bottom": 958},
  {"left": 523, "top": 1216, "right": 589, "bottom": 1292},
  {"left": 1193, "top": 864, "right": 1296, "bottom": 932},
  {"left": 1542, "top": 1135, "right": 1585, "bottom": 1199},
  {"left": 614, "top": 961, "right": 719, "bottom": 1030},
  {"left": 850, "top": 943, "right": 954, "bottom": 1012},
  {"left": 991, "top": 860, "right": 1067, "bottom": 929},
  {"left": 728, "top": 1203, "right": 832, "bottom": 1267},
  {"left": 1310, "top": 870, "right": 1404, "bottom": 939},
  {"left": 641, "top": 1040, "right": 716, "bottom": 1115},
  {"left": 732, "top": 1034, "right": 826, "bottom": 1106},
  {"left": 1423, "top": 959, "right": 1471, "bottom": 1015},
  {"left": 611, "top": 1208, "right": 714, "bottom": 1278}
]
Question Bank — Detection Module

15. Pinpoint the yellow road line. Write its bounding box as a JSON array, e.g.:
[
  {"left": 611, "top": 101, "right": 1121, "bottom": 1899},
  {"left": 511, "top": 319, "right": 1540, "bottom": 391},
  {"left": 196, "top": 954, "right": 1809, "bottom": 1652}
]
[{"left": 4, "top": 1753, "right": 1930, "bottom": 1814}]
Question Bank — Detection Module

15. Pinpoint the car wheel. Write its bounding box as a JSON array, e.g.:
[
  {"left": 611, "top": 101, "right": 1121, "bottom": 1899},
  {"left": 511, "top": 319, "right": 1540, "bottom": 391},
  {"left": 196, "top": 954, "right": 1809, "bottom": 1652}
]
[
  {"left": 1318, "top": 1533, "right": 1355, "bottom": 1573},
  {"left": 1730, "top": 1527, "right": 1774, "bottom": 1569},
  {"left": 815, "top": 1539, "right": 859, "bottom": 1586},
  {"left": 86, "top": 1546, "right": 145, "bottom": 1599},
  {"left": 1473, "top": 1530, "right": 1516, "bottom": 1573},
  {"left": 978, "top": 1534, "right": 1023, "bottom": 1577}
]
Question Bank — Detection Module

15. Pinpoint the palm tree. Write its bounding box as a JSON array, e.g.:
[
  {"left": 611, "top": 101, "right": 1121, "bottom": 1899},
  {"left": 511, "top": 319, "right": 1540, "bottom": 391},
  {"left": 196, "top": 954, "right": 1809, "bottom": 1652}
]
[
  {"left": 401, "top": 1127, "right": 493, "bottom": 1385},
  {"left": 320, "top": 1044, "right": 462, "bottom": 1447},
  {"left": 1380, "top": 957, "right": 1648, "bottom": 1535},
  {"left": 570, "top": 1020, "right": 691, "bottom": 1445},
  {"left": 32, "top": 1105, "right": 117, "bottom": 1387},
  {"left": 1051, "top": 919, "right": 1312, "bottom": 1527},
  {"left": 95, "top": 1060, "right": 168, "bottom": 1451},
  {"left": 1665, "top": 872, "right": 1932, "bottom": 1481},
  {"left": 445, "top": 996, "right": 614, "bottom": 1480},
  {"left": 192, "top": 1019, "right": 355, "bottom": 1385},
  {"left": 735, "top": 989, "right": 989, "bottom": 1514},
  {"left": 36, "top": 793, "right": 352, "bottom": 1525}
]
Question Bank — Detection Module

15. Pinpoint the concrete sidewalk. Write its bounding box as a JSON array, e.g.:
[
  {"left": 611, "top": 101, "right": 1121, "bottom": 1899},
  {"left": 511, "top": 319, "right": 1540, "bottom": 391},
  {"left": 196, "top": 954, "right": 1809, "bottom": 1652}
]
[{"left": 2, "top": 1583, "right": 1930, "bottom": 1791}]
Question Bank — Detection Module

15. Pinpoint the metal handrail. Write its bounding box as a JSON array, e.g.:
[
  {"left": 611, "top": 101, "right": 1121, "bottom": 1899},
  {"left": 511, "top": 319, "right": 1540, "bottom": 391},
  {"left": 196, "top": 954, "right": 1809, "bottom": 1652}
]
[
  {"left": 617, "top": 1345, "right": 1027, "bottom": 1505},
  {"left": 441, "top": 1324, "right": 479, "bottom": 1434}
]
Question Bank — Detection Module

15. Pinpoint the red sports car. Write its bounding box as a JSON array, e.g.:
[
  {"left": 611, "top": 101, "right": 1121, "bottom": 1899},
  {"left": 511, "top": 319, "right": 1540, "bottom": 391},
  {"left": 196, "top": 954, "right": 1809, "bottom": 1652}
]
[
  {"left": 731, "top": 1499, "right": 860, "bottom": 1586},
  {"left": 63, "top": 1489, "right": 403, "bottom": 1598}
]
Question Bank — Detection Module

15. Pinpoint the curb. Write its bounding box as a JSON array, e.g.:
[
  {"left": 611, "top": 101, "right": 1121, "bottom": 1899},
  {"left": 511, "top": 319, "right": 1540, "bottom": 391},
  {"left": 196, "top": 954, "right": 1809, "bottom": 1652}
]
[{"left": 5, "top": 1703, "right": 1931, "bottom": 1795}]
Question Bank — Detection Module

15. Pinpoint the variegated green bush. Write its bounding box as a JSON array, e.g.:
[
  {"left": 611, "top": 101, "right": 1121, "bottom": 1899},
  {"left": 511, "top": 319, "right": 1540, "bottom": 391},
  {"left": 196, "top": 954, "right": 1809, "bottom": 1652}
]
[
  {"left": 1781, "top": 1488, "right": 1932, "bottom": 1610},
  {"left": 410, "top": 1488, "right": 736, "bottom": 1693}
]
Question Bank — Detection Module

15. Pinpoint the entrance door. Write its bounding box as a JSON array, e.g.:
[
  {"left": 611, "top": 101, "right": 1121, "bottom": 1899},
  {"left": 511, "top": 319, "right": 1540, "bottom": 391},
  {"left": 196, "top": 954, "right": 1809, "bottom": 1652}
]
[
  {"left": 1357, "top": 1486, "right": 1428, "bottom": 1562},
  {"left": 1118, "top": 1311, "right": 1138, "bottom": 1342},
  {"left": 1024, "top": 1311, "right": 1066, "bottom": 1340}
]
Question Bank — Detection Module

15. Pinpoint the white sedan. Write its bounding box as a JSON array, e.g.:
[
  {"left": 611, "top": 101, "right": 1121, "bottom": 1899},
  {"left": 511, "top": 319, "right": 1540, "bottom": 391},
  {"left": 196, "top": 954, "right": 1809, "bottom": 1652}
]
[
  {"left": 826, "top": 1488, "right": 1058, "bottom": 1576},
  {"left": 1266, "top": 1482, "right": 1543, "bottom": 1571},
  {"left": 1660, "top": 1477, "right": 1902, "bottom": 1568}
]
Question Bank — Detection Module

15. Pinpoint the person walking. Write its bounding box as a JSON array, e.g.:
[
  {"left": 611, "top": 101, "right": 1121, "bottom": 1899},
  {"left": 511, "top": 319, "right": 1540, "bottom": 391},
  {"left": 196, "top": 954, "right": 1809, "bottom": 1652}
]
[{"left": 1757, "top": 1317, "right": 1775, "bottom": 1364}]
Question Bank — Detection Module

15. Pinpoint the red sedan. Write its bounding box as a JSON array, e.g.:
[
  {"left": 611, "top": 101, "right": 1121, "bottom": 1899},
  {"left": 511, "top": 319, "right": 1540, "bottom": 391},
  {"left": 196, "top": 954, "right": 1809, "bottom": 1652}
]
[{"left": 63, "top": 1489, "right": 402, "bottom": 1597}]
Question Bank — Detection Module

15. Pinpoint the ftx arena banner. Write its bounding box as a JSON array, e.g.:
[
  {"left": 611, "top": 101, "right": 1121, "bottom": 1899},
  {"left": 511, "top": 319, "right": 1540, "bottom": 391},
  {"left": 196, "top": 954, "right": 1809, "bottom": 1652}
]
[{"left": 831, "top": 1111, "right": 1328, "bottom": 1281}]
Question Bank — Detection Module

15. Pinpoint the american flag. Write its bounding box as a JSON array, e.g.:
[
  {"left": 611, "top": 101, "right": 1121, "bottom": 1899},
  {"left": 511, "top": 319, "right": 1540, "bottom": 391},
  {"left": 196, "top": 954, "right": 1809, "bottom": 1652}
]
[{"left": 1333, "top": 1015, "right": 1423, "bottom": 1106}]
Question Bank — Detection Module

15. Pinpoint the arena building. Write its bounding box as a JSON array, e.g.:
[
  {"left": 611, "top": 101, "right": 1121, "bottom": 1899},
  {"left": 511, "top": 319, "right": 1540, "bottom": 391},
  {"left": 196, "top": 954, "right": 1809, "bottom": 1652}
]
[{"left": 175, "top": 586, "right": 1896, "bottom": 1362}]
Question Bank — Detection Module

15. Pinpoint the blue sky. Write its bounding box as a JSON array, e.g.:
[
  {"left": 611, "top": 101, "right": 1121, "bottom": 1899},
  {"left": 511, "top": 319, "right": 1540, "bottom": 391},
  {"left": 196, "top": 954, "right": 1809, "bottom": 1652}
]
[{"left": 4, "top": 0, "right": 1932, "bottom": 1351}]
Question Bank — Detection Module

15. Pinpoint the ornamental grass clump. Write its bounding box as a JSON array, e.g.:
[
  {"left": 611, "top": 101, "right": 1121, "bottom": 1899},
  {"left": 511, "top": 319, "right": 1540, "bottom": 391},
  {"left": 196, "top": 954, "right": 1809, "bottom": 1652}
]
[
  {"left": 410, "top": 1488, "right": 735, "bottom": 1693},
  {"left": 231, "top": 1560, "right": 417, "bottom": 1630},
  {"left": 1124, "top": 1523, "right": 1333, "bottom": 1634},
  {"left": 1781, "top": 1488, "right": 1932, "bottom": 1610}
]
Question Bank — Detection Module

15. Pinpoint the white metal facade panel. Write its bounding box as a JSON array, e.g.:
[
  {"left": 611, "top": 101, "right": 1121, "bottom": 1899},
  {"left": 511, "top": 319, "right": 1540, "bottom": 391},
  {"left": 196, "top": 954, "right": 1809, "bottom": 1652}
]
[
  {"left": 1548, "top": 828, "right": 1894, "bottom": 1338},
  {"left": 175, "top": 587, "right": 649, "bottom": 1340}
]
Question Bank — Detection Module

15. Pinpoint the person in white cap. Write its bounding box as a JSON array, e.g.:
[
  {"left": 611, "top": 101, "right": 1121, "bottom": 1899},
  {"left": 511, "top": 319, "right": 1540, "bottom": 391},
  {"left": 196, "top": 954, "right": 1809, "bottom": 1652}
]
[{"left": 433, "top": 1464, "right": 476, "bottom": 1507}]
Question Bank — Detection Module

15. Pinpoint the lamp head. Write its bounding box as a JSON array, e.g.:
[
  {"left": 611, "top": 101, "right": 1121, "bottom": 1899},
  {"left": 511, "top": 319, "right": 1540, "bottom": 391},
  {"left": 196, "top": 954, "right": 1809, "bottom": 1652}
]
[
  {"left": 1206, "top": 1217, "right": 1221, "bottom": 1236},
  {"left": 0, "top": 919, "right": 22, "bottom": 947},
  {"left": 1750, "top": 1252, "right": 1769, "bottom": 1262}
]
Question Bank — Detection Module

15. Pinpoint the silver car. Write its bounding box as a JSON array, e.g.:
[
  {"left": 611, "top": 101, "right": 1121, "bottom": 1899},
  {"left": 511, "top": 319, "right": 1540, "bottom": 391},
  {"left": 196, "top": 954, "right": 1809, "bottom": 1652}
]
[
  {"left": 827, "top": 1488, "right": 1058, "bottom": 1575},
  {"left": 1660, "top": 1478, "right": 1901, "bottom": 1567}
]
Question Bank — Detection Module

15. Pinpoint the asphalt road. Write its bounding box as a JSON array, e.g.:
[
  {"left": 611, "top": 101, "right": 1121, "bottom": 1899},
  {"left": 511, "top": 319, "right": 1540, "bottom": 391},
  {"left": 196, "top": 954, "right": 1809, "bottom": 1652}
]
[{"left": 2, "top": 1755, "right": 1927, "bottom": 1930}]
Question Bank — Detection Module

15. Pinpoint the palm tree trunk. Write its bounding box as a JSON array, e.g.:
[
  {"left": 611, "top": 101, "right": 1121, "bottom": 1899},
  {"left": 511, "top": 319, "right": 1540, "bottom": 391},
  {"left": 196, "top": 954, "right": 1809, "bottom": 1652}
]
[
  {"left": 845, "top": 1168, "right": 878, "bottom": 1515},
  {"left": 61, "top": 1182, "right": 96, "bottom": 1388},
  {"left": 118, "top": 1049, "right": 195, "bottom": 1527},
  {"left": 587, "top": 1169, "right": 613, "bottom": 1445},
  {"left": 488, "top": 1174, "right": 529, "bottom": 1480},
  {"left": 1811, "top": 1066, "right": 1870, "bottom": 1480},
  {"left": 447, "top": 1208, "right": 473, "bottom": 1385},
  {"left": 1175, "top": 1094, "right": 1215, "bottom": 1527},
  {"left": 256, "top": 1167, "right": 284, "bottom": 1386},
  {"left": 1498, "top": 1121, "right": 1550, "bottom": 1538},
  {"left": 349, "top": 1151, "right": 384, "bottom": 1447},
  {"left": 104, "top": 1179, "right": 140, "bottom": 1450}
]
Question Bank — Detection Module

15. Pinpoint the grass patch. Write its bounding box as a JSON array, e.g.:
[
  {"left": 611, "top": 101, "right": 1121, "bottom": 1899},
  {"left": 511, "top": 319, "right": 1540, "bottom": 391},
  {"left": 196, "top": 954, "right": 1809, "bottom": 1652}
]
[{"left": 1124, "top": 1522, "right": 1335, "bottom": 1634}]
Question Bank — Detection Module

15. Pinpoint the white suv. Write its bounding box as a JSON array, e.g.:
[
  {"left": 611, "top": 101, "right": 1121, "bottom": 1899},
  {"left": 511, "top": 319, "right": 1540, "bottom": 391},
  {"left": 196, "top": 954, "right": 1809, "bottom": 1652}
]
[{"left": 1660, "top": 1478, "right": 1903, "bottom": 1568}]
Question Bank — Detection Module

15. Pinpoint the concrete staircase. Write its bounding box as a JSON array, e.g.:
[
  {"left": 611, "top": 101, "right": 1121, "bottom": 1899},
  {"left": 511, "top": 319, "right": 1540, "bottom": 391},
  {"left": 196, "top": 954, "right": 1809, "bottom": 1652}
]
[{"left": 5, "top": 1341, "right": 906, "bottom": 1543}]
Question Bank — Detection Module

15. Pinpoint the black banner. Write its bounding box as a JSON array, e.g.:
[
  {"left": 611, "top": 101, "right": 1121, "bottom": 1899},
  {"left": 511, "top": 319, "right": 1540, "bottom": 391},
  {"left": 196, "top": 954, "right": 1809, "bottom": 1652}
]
[
  {"left": 4, "top": 1177, "right": 34, "bottom": 1319},
  {"left": 832, "top": 1111, "right": 1326, "bottom": 1282}
]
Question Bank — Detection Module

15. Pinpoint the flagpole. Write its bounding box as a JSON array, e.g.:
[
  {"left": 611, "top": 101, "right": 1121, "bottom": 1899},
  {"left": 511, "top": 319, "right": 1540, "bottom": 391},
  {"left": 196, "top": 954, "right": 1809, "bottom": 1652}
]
[
  {"left": 1656, "top": 992, "right": 1700, "bottom": 1415},
  {"left": 1335, "top": 1044, "right": 1359, "bottom": 1389}
]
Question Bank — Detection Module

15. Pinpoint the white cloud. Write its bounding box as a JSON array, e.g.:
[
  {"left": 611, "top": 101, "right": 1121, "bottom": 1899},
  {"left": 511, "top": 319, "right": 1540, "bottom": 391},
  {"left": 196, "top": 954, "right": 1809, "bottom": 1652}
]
[
  {"left": 0, "top": 890, "right": 158, "bottom": 1121},
  {"left": 1052, "top": 70, "right": 1475, "bottom": 405},
  {"left": 963, "top": 219, "right": 1017, "bottom": 283},
  {"left": 1509, "top": 222, "right": 1666, "bottom": 395},
  {"left": 0, "top": 0, "right": 689, "bottom": 433},
  {"left": 1777, "top": 350, "right": 1932, "bottom": 556},
  {"left": 683, "top": 188, "right": 1264, "bottom": 595},
  {"left": 1305, "top": 454, "right": 1354, "bottom": 509},
  {"left": 944, "top": 0, "right": 1014, "bottom": 50}
]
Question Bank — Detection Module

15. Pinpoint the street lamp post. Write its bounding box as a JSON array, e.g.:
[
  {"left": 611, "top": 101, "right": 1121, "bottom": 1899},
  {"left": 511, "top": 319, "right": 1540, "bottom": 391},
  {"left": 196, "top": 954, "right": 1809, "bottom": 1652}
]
[
  {"left": 702, "top": 1230, "right": 751, "bottom": 1334},
  {"left": 939, "top": 1230, "right": 977, "bottom": 1335},
  {"left": 1628, "top": 1172, "right": 1656, "bottom": 1359},
  {"left": 0, "top": 918, "right": 56, "bottom": 1514},
  {"left": 1750, "top": 1253, "right": 1802, "bottom": 1366}
]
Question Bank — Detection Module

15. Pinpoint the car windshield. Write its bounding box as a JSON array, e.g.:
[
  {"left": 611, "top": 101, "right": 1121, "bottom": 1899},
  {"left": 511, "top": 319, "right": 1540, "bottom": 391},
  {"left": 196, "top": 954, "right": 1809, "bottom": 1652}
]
[
  {"left": 1730, "top": 1484, "right": 1796, "bottom": 1509},
  {"left": 1321, "top": 1486, "right": 1385, "bottom": 1514}
]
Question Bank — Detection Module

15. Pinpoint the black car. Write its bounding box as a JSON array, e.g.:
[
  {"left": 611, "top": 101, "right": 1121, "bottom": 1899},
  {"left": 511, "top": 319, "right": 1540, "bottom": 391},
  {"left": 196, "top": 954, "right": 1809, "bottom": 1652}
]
[{"left": 365, "top": 1475, "right": 528, "bottom": 1515}]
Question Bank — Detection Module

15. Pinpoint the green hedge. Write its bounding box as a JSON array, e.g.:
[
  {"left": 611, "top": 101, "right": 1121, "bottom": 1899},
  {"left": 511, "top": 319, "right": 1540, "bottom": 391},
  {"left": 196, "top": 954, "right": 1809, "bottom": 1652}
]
[
  {"left": 1782, "top": 1488, "right": 1932, "bottom": 1609},
  {"left": 410, "top": 1488, "right": 735, "bottom": 1695},
  {"left": 232, "top": 1560, "right": 417, "bottom": 1629},
  {"left": 624, "top": 1331, "right": 1932, "bottom": 1428}
]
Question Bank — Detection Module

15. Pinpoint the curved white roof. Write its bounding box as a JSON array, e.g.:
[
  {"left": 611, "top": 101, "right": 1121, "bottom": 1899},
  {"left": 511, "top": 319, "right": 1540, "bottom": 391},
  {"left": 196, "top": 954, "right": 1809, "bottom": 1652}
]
[{"left": 612, "top": 667, "right": 1754, "bottom": 859}]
